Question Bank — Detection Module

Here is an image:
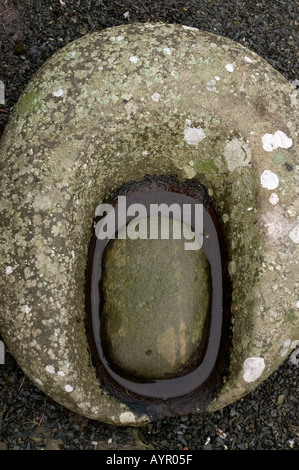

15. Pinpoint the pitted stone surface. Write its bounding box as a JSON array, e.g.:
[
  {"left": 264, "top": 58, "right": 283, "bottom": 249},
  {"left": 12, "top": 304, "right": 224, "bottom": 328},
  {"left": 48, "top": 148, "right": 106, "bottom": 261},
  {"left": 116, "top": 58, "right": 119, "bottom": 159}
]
[{"left": 0, "top": 23, "right": 298, "bottom": 424}]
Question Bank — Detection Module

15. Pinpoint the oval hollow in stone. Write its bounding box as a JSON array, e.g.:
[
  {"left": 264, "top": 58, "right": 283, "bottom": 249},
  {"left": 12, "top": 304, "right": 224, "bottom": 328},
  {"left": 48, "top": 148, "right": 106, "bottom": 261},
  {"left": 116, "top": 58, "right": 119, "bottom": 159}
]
[
  {"left": 101, "top": 217, "right": 211, "bottom": 380},
  {"left": 87, "top": 177, "right": 229, "bottom": 402}
]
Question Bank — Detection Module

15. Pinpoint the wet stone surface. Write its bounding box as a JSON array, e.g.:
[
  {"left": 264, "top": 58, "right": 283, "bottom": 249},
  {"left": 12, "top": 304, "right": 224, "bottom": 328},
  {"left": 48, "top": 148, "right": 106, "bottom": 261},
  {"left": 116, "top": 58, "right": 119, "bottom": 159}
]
[{"left": 101, "top": 219, "right": 210, "bottom": 380}]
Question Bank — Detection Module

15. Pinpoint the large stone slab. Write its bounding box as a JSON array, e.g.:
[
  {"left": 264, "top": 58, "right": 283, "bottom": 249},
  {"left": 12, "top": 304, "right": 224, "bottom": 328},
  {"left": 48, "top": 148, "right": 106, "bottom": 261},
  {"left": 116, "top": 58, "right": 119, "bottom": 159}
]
[{"left": 0, "top": 23, "right": 298, "bottom": 424}]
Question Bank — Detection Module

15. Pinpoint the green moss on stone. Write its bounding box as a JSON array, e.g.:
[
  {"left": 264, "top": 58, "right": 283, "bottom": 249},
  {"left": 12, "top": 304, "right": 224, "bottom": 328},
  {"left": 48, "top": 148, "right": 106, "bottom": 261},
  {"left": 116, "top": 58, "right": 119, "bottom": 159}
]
[
  {"left": 196, "top": 158, "right": 219, "bottom": 175},
  {"left": 273, "top": 150, "right": 288, "bottom": 165},
  {"left": 17, "top": 91, "right": 41, "bottom": 116}
]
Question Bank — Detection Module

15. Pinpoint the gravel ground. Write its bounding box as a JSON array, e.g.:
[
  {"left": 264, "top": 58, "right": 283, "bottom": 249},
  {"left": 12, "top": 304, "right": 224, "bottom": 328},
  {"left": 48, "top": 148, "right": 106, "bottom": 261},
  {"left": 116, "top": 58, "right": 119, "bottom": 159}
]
[{"left": 0, "top": 0, "right": 298, "bottom": 451}]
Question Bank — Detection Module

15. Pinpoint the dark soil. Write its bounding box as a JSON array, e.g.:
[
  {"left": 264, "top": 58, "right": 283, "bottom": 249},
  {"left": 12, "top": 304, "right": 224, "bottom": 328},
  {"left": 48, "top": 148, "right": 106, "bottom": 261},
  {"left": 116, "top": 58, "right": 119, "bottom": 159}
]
[{"left": 0, "top": 0, "right": 298, "bottom": 451}]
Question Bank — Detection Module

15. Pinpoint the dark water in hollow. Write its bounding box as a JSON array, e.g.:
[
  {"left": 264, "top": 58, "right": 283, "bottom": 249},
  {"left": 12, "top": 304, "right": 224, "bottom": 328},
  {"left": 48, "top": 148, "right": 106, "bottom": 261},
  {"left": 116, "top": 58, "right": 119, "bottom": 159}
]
[{"left": 86, "top": 177, "right": 230, "bottom": 410}]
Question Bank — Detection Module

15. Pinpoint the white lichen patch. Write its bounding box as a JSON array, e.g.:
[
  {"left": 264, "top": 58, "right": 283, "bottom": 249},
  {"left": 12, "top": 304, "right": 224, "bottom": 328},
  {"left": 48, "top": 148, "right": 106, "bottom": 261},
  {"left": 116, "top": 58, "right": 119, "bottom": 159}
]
[
  {"left": 269, "top": 193, "right": 279, "bottom": 205},
  {"left": 224, "top": 138, "right": 252, "bottom": 172},
  {"left": 53, "top": 89, "right": 64, "bottom": 97},
  {"left": 71, "top": 250, "right": 75, "bottom": 259},
  {"left": 24, "top": 305, "right": 31, "bottom": 315},
  {"left": 33, "top": 195, "right": 53, "bottom": 211},
  {"left": 281, "top": 339, "right": 292, "bottom": 357},
  {"left": 182, "top": 25, "right": 199, "bottom": 31},
  {"left": 183, "top": 164, "right": 196, "bottom": 179},
  {"left": 281, "top": 339, "right": 299, "bottom": 363},
  {"left": 262, "top": 130, "right": 293, "bottom": 152},
  {"left": 225, "top": 63, "right": 234, "bottom": 72},
  {"left": 290, "top": 91, "right": 298, "bottom": 106},
  {"left": 110, "top": 35, "right": 124, "bottom": 41},
  {"left": 290, "top": 79, "right": 299, "bottom": 89},
  {"left": 5, "top": 266, "right": 13, "bottom": 275},
  {"left": 163, "top": 47, "right": 172, "bottom": 55},
  {"left": 244, "top": 56, "right": 253, "bottom": 63},
  {"left": 290, "top": 348, "right": 299, "bottom": 366},
  {"left": 119, "top": 411, "right": 136, "bottom": 424},
  {"left": 228, "top": 260, "right": 236, "bottom": 276},
  {"left": 34, "top": 378, "right": 44, "bottom": 387},
  {"left": 129, "top": 56, "right": 139, "bottom": 64},
  {"left": 151, "top": 92, "right": 161, "bottom": 102},
  {"left": 64, "top": 384, "right": 73, "bottom": 393},
  {"left": 124, "top": 100, "right": 138, "bottom": 118},
  {"left": 243, "top": 357, "right": 265, "bottom": 382},
  {"left": 290, "top": 79, "right": 299, "bottom": 106},
  {"left": 207, "top": 79, "right": 217, "bottom": 92},
  {"left": 184, "top": 119, "right": 206, "bottom": 145},
  {"left": 46, "top": 365, "right": 55, "bottom": 374},
  {"left": 289, "top": 224, "right": 299, "bottom": 244},
  {"left": 260, "top": 170, "right": 279, "bottom": 190},
  {"left": 261, "top": 206, "right": 292, "bottom": 244},
  {"left": 58, "top": 371, "right": 66, "bottom": 377}
]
